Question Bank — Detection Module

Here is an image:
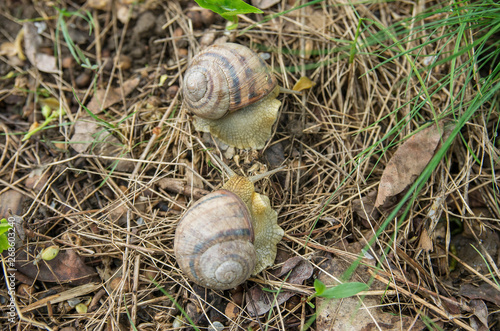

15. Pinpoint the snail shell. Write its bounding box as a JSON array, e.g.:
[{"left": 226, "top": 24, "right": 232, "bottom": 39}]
[
  {"left": 183, "top": 43, "right": 278, "bottom": 120},
  {"left": 174, "top": 171, "right": 284, "bottom": 291},
  {"left": 174, "top": 190, "right": 257, "bottom": 290}
]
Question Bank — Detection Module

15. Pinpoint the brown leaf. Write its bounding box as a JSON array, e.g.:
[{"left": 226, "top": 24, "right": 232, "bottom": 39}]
[
  {"left": 375, "top": 122, "right": 452, "bottom": 208},
  {"left": 264, "top": 141, "right": 285, "bottom": 168},
  {"left": 225, "top": 302, "right": 239, "bottom": 320},
  {"left": 248, "top": 257, "right": 313, "bottom": 316},
  {"left": 25, "top": 168, "right": 50, "bottom": 192},
  {"left": 69, "top": 119, "right": 99, "bottom": 153},
  {"left": 69, "top": 118, "right": 134, "bottom": 172},
  {"left": 0, "top": 190, "right": 25, "bottom": 218},
  {"left": 451, "top": 233, "right": 498, "bottom": 274},
  {"left": 23, "top": 23, "right": 59, "bottom": 74},
  {"left": 14, "top": 247, "right": 98, "bottom": 285},
  {"left": 278, "top": 256, "right": 313, "bottom": 279},
  {"left": 470, "top": 299, "right": 489, "bottom": 330},
  {"left": 317, "top": 255, "right": 425, "bottom": 330},
  {"left": 352, "top": 190, "right": 379, "bottom": 226},
  {"left": 86, "top": 77, "right": 140, "bottom": 114},
  {"left": 459, "top": 283, "right": 500, "bottom": 306},
  {"left": 417, "top": 227, "right": 433, "bottom": 251}
]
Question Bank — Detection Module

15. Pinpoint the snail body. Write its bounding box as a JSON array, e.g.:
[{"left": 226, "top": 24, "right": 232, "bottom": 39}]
[
  {"left": 174, "top": 162, "right": 284, "bottom": 290},
  {"left": 182, "top": 43, "right": 282, "bottom": 149}
]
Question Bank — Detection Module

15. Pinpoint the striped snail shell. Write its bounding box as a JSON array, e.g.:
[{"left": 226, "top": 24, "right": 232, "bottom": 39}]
[
  {"left": 174, "top": 190, "right": 256, "bottom": 290},
  {"left": 174, "top": 158, "right": 284, "bottom": 290},
  {"left": 183, "top": 43, "right": 278, "bottom": 120}
]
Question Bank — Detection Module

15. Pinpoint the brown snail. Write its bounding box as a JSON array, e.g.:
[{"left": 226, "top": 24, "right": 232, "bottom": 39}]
[
  {"left": 174, "top": 155, "right": 284, "bottom": 290},
  {"left": 183, "top": 43, "right": 297, "bottom": 150}
]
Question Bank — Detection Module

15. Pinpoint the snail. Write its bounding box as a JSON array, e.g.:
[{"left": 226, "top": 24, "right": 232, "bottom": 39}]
[
  {"left": 174, "top": 155, "right": 284, "bottom": 290},
  {"left": 182, "top": 42, "right": 298, "bottom": 150}
]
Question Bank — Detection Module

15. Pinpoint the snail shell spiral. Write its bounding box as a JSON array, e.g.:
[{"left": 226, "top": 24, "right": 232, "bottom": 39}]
[
  {"left": 183, "top": 43, "right": 278, "bottom": 120},
  {"left": 174, "top": 190, "right": 257, "bottom": 290}
]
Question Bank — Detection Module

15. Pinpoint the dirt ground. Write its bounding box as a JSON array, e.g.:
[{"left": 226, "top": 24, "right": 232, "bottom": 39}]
[{"left": 0, "top": 0, "right": 499, "bottom": 330}]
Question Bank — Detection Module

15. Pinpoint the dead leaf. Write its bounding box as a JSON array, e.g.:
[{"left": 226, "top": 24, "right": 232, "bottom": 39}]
[
  {"left": 286, "top": 5, "right": 328, "bottom": 33},
  {"left": 317, "top": 255, "right": 425, "bottom": 330},
  {"left": 248, "top": 257, "right": 313, "bottom": 316},
  {"left": 25, "top": 168, "right": 50, "bottom": 192},
  {"left": 279, "top": 256, "right": 312, "bottom": 278},
  {"left": 23, "top": 23, "right": 59, "bottom": 74},
  {"left": 451, "top": 233, "right": 498, "bottom": 274},
  {"left": 459, "top": 283, "right": 500, "bottom": 306},
  {"left": 0, "top": 190, "right": 25, "bottom": 218},
  {"left": 117, "top": 3, "right": 132, "bottom": 24},
  {"left": 292, "top": 76, "right": 315, "bottom": 92},
  {"left": 352, "top": 190, "right": 379, "bottom": 226},
  {"left": 470, "top": 299, "right": 489, "bottom": 330},
  {"left": 225, "top": 302, "right": 239, "bottom": 320},
  {"left": 375, "top": 122, "right": 453, "bottom": 208},
  {"left": 14, "top": 247, "right": 98, "bottom": 286},
  {"left": 86, "top": 77, "right": 140, "bottom": 114},
  {"left": 107, "top": 203, "right": 128, "bottom": 226},
  {"left": 417, "top": 227, "right": 433, "bottom": 251},
  {"left": 264, "top": 141, "right": 285, "bottom": 168},
  {"left": 69, "top": 119, "right": 99, "bottom": 153},
  {"left": 69, "top": 118, "right": 134, "bottom": 172}
]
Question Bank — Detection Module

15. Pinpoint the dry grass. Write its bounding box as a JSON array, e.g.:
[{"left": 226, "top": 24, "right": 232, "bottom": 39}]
[{"left": 0, "top": 0, "right": 499, "bottom": 330}]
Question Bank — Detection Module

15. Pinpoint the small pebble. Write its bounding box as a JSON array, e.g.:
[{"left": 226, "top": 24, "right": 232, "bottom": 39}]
[
  {"left": 17, "top": 284, "right": 35, "bottom": 296},
  {"left": 115, "top": 54, "right": 132, "bottom": 70},
  {"left": 259, "top": 52, "right": 271, "bottom": 61},
  {"left": 201, "top": 9, "right": 216, "bottom": 26},
  {"left": 134, "top": 11, "right": 156, "bottom": 37},
  {"left": 186, "top": 10, "right": 203, "bottom": 30},
  {"left": 88, "top": 0, "right": 109, "bottom": 10},
  {"left": 174, "top": 27, "right": 187, "bottom": 48},
  {"left": 62, "top": 57, "right": 74, "bottom": 69},
  {"left": 75, "top": 72, "right": 91, "bottom": 88},
  {"left": 102, "top": 57, "right": 113, "bottom": 71},
  {"left": 67, "top": 298, "right": 81, "bottom": 308},
  {"left": 178, "top": 48, "right": 188, "bottom": 58},
  {"left": 166, "top": 85, "right": 179, "bottom": 99},
  {"left": 109, "top": 277, "right": 129, "bottom": 291},
  {"left": 200, "top": 31, "right": 216, "bottom": 46},
  {"left": 172, "top": 316, "right": 183, "bottom": 329},
  {"left": 154, "top": 201, "right": 169, "bottom": 212},
  {"left": 208, "top": 321, "right": 224, "bottom": 331},
  {"left": 129, "top": 47, "right": 143, "bottom": 59}
]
